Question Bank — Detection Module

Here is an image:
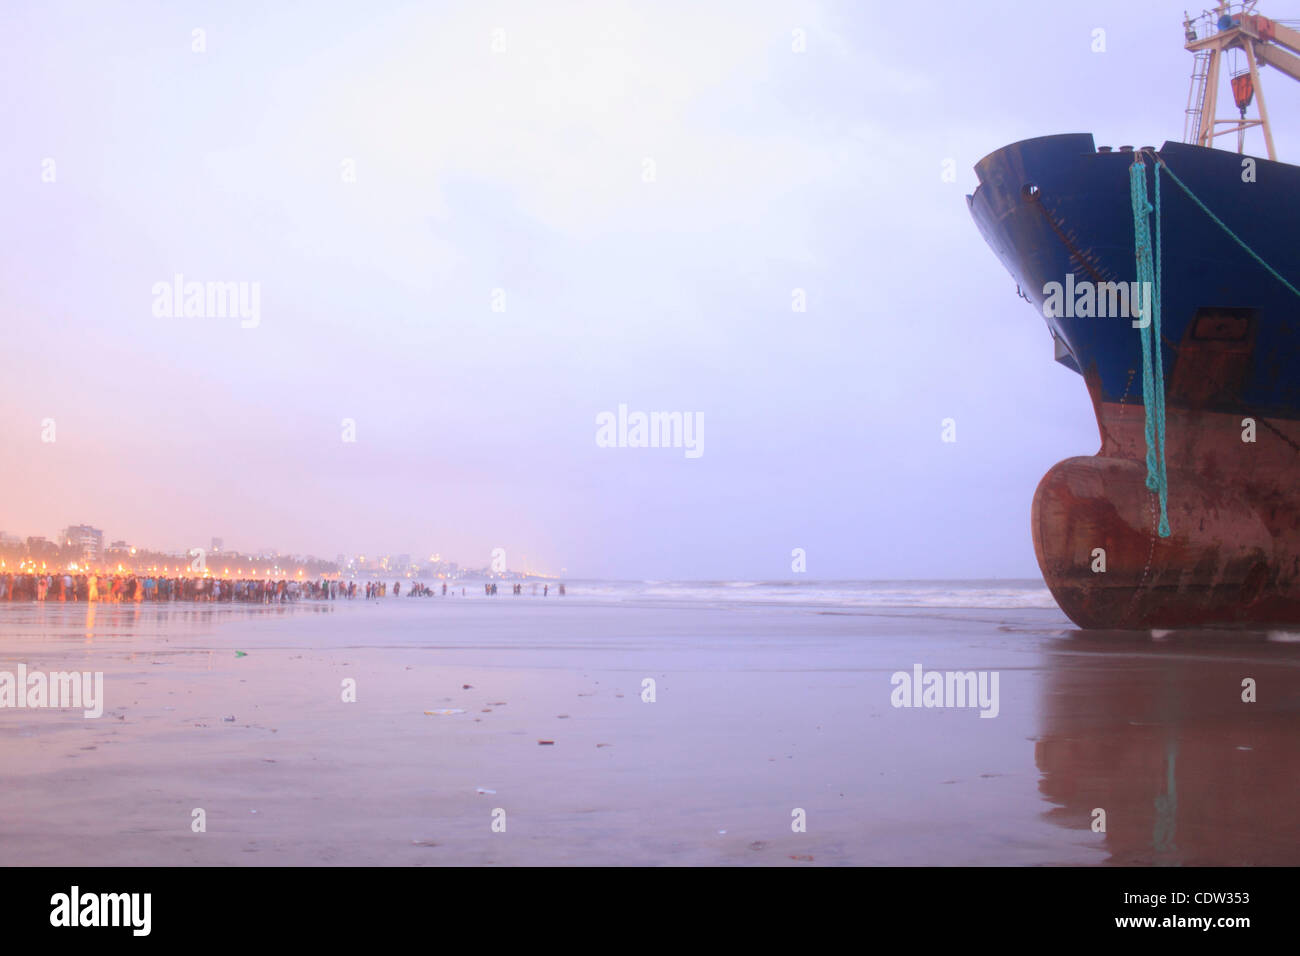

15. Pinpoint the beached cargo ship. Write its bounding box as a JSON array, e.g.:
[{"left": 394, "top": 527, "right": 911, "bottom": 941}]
[{"left": 968, "top": 3, "right": 1300, "bottom": 628}]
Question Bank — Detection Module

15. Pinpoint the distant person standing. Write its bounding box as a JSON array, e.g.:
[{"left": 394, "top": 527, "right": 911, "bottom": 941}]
[{"left": 394, "top": 582, "right": 401, "bottom": 597}]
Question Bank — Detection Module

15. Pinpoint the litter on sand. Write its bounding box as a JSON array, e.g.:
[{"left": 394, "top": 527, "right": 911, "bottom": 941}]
[
  {"left": 235, "top": 651, "right": 248, "bottom": 658},
  {"left": 537, "top": 740, "right": 555, "bottom": 745},
  {"left": 424, "top": 708, "right": 466, "bottom": 716},
  {"left": 475, "top": 787, "right": 496, "bottom": 795}
]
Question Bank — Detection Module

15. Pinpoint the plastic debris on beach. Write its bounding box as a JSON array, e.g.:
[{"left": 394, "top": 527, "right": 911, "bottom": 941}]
[
  {"left": 424, "top": 708, "right": 466, "bottom": 716},
  {"left": 538, "top": 740, "right": 555, "bottom": 745},
  {"left": 234, "top": 651, "right": 247, "bottom": 658},
  {"left": 475, "top": 787, "right": 496, "bottom": 795},
  {"left": 222, "top": 715, "right": 236, "bottom": 722},
  {"left": 462, "top": 684, "right": 473, "bottom": 689}
]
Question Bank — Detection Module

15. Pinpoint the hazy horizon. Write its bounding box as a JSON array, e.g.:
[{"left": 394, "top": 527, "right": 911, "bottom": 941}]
[{"left": 5, "top": 0, "right": 1298, "bottom": 579}]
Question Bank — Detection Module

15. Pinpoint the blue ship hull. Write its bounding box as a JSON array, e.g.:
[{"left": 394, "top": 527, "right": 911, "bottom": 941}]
[
  {"left": 970, "top": 133, "right": 1300, "bottom": 417},
  {"left": 968, "top": 133, "right": 1300, "bottom": 628}
]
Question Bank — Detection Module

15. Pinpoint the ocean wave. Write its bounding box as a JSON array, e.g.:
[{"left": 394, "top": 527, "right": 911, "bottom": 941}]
[{"left": 562, "top": 580, "right": 1057, "bottom": 610}]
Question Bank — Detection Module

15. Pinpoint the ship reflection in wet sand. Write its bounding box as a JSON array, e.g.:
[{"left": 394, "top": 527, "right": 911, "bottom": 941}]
[{"left": 1036, "top": 628, "right": 1300, "bottom": 866}]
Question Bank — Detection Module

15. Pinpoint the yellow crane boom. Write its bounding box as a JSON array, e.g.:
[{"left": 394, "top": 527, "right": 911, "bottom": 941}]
[{"left": 1183, "top": 2, "right": 1300, "bottom": 159}]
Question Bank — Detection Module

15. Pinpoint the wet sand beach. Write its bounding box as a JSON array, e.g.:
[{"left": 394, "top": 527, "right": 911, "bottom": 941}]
[{"left": 2, "top": 593, "right": 1297, "bottom": 866}]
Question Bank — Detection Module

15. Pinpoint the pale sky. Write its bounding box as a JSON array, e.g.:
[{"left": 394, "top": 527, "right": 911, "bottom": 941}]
[{"left": 3, "top": 0, "right": 1298, "bottom": 578}]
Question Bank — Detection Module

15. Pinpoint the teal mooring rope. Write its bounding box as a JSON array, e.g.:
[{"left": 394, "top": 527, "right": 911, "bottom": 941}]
[
  {"left": 1123, "top": 153, "right": 1300, "bottom": 539},
  {"left": 1129, "top": 160, "right": 1171, "bottom": 537},
  {"left": 1157, "top": 157, "right": 1300, "bottom": 301}
]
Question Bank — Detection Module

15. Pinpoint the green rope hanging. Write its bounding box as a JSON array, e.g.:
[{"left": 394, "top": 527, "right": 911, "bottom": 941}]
[
  {"left": 1123, "top": 152, "right": 1300, "bottom": 540},
  {"left": 1129, "top": 160, "right": 1171, "bottom": 537}
]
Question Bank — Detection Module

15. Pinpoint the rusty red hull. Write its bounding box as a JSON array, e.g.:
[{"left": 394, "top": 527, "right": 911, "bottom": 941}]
[{"left": 1034, "top": 400, "right": 1300, "bottom": 628}]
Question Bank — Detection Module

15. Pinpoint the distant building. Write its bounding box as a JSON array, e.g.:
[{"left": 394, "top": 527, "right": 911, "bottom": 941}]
[
  {"left": 27, "top": 536, "right": 60, "bottom": 561},
  {"left": 212, "top": 537, "right": 224, "bottom": 552},
  {"left": 61, "top": 525, "right": 104, "bottom": 562}
]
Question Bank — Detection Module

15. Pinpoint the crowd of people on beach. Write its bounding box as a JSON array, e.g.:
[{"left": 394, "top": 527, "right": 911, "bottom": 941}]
[
  {"left": 487, "top": 582, "right": 565, "bottom": 596},
  {"left": 0, "top": 573, "right": 355, "bottom": 603},
  {"left": 0, "top": 572, "right": 565, "bottom": 603}
]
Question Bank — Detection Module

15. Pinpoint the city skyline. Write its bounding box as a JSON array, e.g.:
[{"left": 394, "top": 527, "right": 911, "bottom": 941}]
[{"left": 0, "top": 519, "right": 493, "bottom": 578}]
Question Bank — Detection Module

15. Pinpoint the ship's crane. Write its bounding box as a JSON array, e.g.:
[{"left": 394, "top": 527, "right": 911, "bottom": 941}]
[{"left": 1183, "top": 1, "right": 1300, "bottom": 159}]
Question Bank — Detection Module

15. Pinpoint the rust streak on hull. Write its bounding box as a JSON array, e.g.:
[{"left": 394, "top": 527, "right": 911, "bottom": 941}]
[{"left": 1034, "top": 400, "right": 1300, "bottom": 628}]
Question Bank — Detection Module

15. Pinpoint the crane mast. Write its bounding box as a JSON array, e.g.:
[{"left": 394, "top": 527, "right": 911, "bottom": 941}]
[{"left": 1183, "top": 1, "right": 1300, "bottom": 160}]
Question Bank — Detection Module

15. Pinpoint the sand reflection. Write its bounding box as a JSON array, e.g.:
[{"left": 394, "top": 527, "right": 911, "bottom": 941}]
[{"left": 1036, "top": 629, "right": 1300, "bottom": 865}]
